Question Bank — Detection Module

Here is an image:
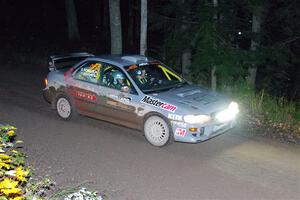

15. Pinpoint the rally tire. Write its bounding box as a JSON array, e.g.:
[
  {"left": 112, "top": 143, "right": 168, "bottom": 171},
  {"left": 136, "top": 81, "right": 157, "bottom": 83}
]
[
  {"left": 55, "top": 94, "right": 77, "bottom": 120},
  {"left": 144, "top": 115, "right": 173, "bottom": 147}
]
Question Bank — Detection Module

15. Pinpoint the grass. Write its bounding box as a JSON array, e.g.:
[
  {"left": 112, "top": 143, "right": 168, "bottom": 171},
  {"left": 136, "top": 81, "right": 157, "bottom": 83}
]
[{"left": 223, "top": 81, "right": 300, "bottom": 142}]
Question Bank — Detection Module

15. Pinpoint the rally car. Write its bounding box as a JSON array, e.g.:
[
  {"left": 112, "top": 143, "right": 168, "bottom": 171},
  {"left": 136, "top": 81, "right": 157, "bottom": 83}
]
[{"left": 43, "top": 52, "right": 239, "bottom": 147}]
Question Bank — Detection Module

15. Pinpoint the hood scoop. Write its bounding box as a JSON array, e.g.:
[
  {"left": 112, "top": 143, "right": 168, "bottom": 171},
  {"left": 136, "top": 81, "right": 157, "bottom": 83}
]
[{"left": 177, "top": 89, "right": 201, "bottom": 98}]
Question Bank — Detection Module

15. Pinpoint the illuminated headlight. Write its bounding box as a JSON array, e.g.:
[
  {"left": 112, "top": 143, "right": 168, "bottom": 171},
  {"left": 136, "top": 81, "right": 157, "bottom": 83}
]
[
  {"left": 183, "top": 115, "right": 211, "bottom": 124},
  {"left": 215, "top": 101, "right": 239, "bottom": 122}
]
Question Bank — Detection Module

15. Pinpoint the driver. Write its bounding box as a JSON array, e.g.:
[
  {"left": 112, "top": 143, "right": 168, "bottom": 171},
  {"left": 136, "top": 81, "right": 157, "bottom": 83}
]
[
  {"left": 136, "top": 69, "right": 148, "bottom": 84},
  {"left": 111, "top": 71, "right": 126, "bottom": 90}
]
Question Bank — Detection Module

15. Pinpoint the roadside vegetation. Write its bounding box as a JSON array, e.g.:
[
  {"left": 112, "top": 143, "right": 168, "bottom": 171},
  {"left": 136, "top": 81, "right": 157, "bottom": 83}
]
[
  {"left": 225, "top": 82, "right": 300, "bottom": 143},
  {"left": 0, "top": 125, "right": 103, "bottom": 200},
  {"left": 0, "top": 125, "right": 54, "bottom": 200},
  {"left": 159, "top": 0, "right": 300, "bottom": 144}
]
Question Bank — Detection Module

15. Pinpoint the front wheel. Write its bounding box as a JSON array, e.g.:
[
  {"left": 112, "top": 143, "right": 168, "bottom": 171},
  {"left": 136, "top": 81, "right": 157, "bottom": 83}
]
[{"left": 144, "top": 115, "right": 173, "bottom": 147}]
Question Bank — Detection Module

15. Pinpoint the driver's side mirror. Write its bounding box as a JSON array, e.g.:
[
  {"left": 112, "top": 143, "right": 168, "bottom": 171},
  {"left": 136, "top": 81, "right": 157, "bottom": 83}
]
[{"left": 121, "top": 86, "right": 130, "bottom": 93}]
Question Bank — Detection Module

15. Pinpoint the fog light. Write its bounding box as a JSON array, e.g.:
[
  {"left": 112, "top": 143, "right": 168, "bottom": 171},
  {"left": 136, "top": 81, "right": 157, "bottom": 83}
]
[
  {"left": 189, "top": 128, "right": 198, "bottom": 132},
  {"left": 200, "top": 127, "right": 205, "bottom": 136}
]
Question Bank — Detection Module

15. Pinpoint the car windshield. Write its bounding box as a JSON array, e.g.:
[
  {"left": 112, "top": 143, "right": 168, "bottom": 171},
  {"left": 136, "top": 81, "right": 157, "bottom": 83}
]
[{"left": 125, "top": 63, "right": 186, "bottom": 93}]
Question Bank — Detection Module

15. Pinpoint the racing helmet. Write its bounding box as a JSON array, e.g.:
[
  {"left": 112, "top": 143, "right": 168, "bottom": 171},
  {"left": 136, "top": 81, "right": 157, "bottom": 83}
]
[
  {"left": 112, "top": 71, "right": 125, "bottom": 85},
  {"left": 135, "top": 69, "right": 142, "bottom": 76}
]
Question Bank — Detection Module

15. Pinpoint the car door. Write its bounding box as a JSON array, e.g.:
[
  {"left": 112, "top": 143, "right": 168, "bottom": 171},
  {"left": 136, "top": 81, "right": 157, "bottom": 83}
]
[
  {"left": 67, "top": 61, "right": 102, "bottom": 116},
  {"left": 95, "top": 64, "right": 140, "bottom": 129}
]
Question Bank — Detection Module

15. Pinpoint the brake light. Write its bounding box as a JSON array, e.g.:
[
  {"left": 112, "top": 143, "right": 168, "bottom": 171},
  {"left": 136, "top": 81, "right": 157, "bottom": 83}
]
[{"left": 44, "top": 78, "right": 48, "bottom": 87}]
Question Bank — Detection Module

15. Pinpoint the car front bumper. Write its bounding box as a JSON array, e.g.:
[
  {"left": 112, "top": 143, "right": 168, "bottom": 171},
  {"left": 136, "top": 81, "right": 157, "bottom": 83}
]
[{"left": 170, "top": 120, "right": 236, "bottom": 143}]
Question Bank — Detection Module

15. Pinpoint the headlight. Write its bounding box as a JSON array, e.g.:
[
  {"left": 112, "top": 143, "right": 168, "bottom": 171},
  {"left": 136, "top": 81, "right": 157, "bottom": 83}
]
[
  {"left": 184, "top": 115, "right": 211, "bottom": 124},
  {"left": 215, "top": 101, "right": 239, "bottom": 122}
]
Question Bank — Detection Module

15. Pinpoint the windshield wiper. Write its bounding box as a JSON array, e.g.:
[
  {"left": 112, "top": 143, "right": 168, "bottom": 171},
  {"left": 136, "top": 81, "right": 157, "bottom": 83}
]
[
  {"left": 167, "top": 81, "right": 188, "bottom": 91},
  {"left": 143, "top": 82, "right": 188, "bottom": 94},
  {"left": 143, "top": 87, "right": 173, "bottom": 94}
]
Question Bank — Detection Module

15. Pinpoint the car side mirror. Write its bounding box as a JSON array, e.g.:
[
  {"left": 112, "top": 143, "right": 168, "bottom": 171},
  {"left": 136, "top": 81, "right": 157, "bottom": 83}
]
[{"left": 121, "top": 86, "right": 130, "bottom": 93}]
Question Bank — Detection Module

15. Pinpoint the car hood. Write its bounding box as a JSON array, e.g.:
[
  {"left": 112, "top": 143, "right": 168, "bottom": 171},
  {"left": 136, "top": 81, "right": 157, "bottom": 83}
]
[{"left": 149, "top": 84, "right": 231, "bottom": 115}]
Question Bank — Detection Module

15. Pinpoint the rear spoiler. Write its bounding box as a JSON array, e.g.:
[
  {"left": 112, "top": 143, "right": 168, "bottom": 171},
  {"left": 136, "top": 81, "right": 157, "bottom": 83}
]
[{"left": 48, "top": 52, "right": 94, "bottom": 71}]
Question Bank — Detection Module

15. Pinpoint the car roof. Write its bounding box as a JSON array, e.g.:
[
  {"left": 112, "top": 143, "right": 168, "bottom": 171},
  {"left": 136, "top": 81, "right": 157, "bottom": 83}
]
[{"left": 89, "top": 55, "right": 157, "bottom": 67}]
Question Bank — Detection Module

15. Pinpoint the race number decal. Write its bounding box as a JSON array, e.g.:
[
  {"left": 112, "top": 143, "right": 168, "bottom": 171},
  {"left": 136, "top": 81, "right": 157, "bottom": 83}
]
[{"left": 175, "top": 128, "right": 186, "bottom": 137}]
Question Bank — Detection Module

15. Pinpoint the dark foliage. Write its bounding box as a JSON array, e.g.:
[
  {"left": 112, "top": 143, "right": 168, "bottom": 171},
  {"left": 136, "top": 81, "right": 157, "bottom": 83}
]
[{"left": 0, "top": 0, "right": 299, "bottom": 101}]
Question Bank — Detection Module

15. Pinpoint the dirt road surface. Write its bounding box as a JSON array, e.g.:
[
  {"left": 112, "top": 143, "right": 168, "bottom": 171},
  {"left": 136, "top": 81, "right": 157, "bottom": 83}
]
[{"left": 0, "top": 65, "right": 299, "bottom": 200}]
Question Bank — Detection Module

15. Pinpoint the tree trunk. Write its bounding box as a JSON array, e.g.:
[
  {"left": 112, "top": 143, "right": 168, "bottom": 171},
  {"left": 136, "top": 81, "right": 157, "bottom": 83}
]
[
  {"left": 109, "top": 0, "right": 122, "bottom": 54},
  {"left": 247, "top": 7, "right": 263, "bottom": 86},
  {"left": 64, "top": 0, "right": 80, "bottom": 41},
  {"left": 211, "top": 65, "right": 217, "bottom": 91},
  {"left": 127, "top": 0, "right": 135, "bottom": 50},
  {"left": 103, "top": 1, "right": 109, "bottom": 53},
  {"left": 42, "top": 0, "right": 50, "bottom": 35},
  {"left": 211, "top": 0, "right": 218, "bottom": 91},
  {"left": 140, "top": 0, "right": 147, "bottom": 55},
  {"left": 182, "top": 49, "right": 191, "bottom": 79},
  {"left": 180, "top": 0, "right": 191, "bottom": 80}
]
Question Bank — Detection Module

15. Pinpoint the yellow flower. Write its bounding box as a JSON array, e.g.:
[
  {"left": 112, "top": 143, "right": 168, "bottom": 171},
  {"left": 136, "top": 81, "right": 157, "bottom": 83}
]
[
  {"left": 11, "top": 196, "right": 24, "bottom": 200},
  {"left": 7, "top": 130, "right": 15, "bottom": 137},
  {"left": 0, "top": 161, "right": 10, "bottom": 169},
  {"left": 0, "top": 154, "right": 10, "bottom": 159},
  {"left": 15, "top": 166, "right": 30, "bottom": 182},
  {"left": 1, "top": 187, "right": 21, "bottom": 196},
  {"left": 0, "top": 178, "right": 21, "bottom": 195},
  {"left": 1, "top": 159, "right": 12, "bottom": 163},
  {"left": 12, "top": 150, "right": 18, "bottom": 154}
]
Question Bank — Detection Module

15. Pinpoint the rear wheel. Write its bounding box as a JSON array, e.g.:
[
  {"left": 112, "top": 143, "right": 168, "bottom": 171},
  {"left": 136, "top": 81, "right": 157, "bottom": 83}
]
[
  {"left": 144, "top": 115, "right": 173, "bottom": 147},
  {"left": 55, "top": 95, "right": 76, "bottom": 120}
]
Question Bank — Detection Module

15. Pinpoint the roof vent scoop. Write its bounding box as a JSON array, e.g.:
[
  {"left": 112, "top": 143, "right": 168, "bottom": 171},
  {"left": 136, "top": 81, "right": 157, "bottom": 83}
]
[{"left": 121, "top": 55, "right": 148, "bottom": 64}]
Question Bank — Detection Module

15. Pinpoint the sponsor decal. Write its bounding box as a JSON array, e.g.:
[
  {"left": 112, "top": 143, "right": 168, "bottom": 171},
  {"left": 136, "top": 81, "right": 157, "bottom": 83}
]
[
  {"left": 79, "top": 63, "right": 101, "bottom": 81},
  {"left": 141, "top": 96, "right": 177, "bottom": 112},
  {"left": 108, "top": 94, "right": 131, "bottom": 103},
  {"left": 138, "top": 62, "right": 149, "bottom": 66},
  {"left": 75, "top": 91, "right": 96, "bottom": 101},
  {"left": 175, "top": 128, "right": 186, "bottom": 137},
  {"left": 168, "top": 113, "right": 183, "bottom": 121},
  {"left": 171, "top": 121, "right": 187, "bottom": 128}
]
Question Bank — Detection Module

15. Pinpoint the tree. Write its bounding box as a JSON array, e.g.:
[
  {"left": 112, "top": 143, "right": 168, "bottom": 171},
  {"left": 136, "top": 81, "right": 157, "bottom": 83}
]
[
  {"left": 156, "top": 0, "right": 253, "bottom": 89},
  {"left": 64, "top": 0, "right": 80, "bottom": 41},
  {"left": 181, "top": 0, "right": 191, "bottom": 80},
  {"left": 109, "top": 0, "right": 122, "bottom": 54},
  {"left": 140, "top": 0, "right": 147, "bottom": 55},
  {"left": 211, "top": 0, "right": 218, "bottom": 91},
  {"left": 247, "top": 4, "right": 264, "bottom": 86}
]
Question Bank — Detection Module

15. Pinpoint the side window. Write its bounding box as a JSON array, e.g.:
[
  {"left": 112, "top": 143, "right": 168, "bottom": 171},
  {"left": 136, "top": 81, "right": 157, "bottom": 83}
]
[
  {"left": 74, "top": 62, "right": 102, "bottom": 84},
  {"left": 101, "top": 65, "right": 135, "bottom": 93}
]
